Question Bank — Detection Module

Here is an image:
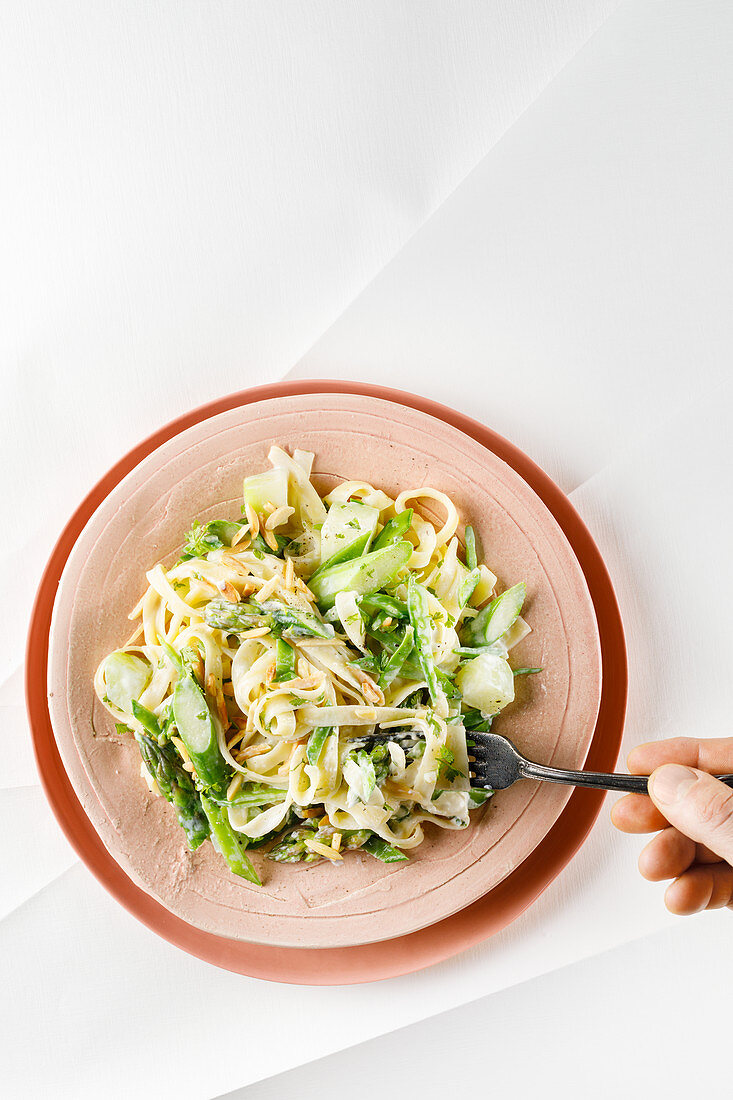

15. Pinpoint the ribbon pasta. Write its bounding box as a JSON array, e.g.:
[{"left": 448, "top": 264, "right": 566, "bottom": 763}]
[{"left": 94, "top": 446, "right": 532, "bottom": 878}]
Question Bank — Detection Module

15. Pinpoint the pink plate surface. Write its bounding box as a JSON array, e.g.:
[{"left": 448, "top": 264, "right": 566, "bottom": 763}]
[{"left": 47, "top": 392, "right": 601, "bottom": 948}]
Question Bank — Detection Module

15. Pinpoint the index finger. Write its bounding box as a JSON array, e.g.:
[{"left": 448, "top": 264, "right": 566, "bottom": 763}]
[{"left": 627, "top": 737, "right": 733, "bottom": 776}]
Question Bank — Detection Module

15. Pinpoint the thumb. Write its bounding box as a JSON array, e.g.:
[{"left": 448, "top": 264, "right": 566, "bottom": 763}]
[{"left": 648, "top": 764, "right": 733, "bottom": 864}]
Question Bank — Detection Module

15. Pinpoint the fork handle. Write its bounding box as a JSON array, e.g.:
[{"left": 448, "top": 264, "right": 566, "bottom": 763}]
[{"left": 520, "top": 761, "right": 733, "bottom": 794}]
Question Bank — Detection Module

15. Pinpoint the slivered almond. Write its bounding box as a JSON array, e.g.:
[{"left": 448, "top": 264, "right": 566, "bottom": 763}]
[
  {"left": 302, "top": 807, "right": 321, "bottom": 818},
  {"left": 227, "top": 773, "right": 244, "bottom": 799},
  {"left": 265, "top": 661, "right": 277, "bottom": 684},
  {"left": 254, "top": 575, "right": 279, "bottom": 602},
  {"left": 244, "top": 501, "right": 260, "bottom": 537},
  {"left": 361, "top": 678, "right": 383, "bottom": 705},
  {"left": 217, "top": 580, "right": 240, "bottom": 603},
  {"left": 331, "top": 832, "right": 342, "bottom": 853},
  {"left": 304, "top": 837, "right": 343, "bottom": 861},
  {"left": 227, "top": 728, "right": 246, "bottom": 750},
  {"left": 231, "top": 526, "right": 251, "bottom": 548},
  {"left": 299, "top": 582, "right": 318, "bottom": 604},
  {"left": 381, "top": 617, "right": 393, "bottom": 629},
  {"left": 222, "top": 682, "right": 235, "bottom": 697},
  {"left": 263, "top": 500, "right": 276, "bottom": 515},
  {"left": 283, "top": 676, "right": 321, "bottom": 691},
  {"left": 239, "top": 743, "right": 271, "bottom": 760},
  {"left": 239, "top": 626, "right": 270, "bottom": 639},
  {"left": 263, "top": 528, "right": 279, "bottom": 553},
  {"left": 266, "top": 504, "right": 293, "bottom": 530},
  {"left": 284, "top": 556, "right": 295, "bottom": 590},
  {"left": 171, "top": 736, "right": 192, "bottom": 766},
  {"left": 206, "top": 673, "right": 217, "bottom": 699},
  {"left": 216, "top": 688, "right": 228, "bottom": 728}
]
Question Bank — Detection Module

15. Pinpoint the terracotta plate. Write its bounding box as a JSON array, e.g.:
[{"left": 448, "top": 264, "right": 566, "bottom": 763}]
[
  {"left": 45, "top": 390, "right": 601, "bottom": 949},
  {"left": 28, "top": 380, "right": 626, "bottom": 981}
]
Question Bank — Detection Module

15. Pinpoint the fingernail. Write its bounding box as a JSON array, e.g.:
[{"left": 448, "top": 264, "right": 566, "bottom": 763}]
[{"left": 649, "top": 764, "right": 698, "bottom": 805}]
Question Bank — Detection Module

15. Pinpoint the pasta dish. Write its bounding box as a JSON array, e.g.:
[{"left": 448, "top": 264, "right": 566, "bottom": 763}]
[{"left": 95, "top": 446, "right": 534, "bottom": 883}]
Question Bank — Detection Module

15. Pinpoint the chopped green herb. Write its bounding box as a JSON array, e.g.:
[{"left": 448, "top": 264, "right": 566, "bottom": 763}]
[
  {"left": 436, "top": 745, "right": 465, "bottom": 783},
  {"left": 180, "top": 519, "right": 243, "bottom": 561}
]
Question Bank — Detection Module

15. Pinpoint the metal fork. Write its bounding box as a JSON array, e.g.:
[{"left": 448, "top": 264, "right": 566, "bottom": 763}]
[{"left": 469, "top": 732, "right": 733, "bottom": 794}]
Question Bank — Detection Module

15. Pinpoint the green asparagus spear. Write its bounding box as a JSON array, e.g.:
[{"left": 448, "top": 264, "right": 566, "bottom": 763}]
[
  {"left": 131, "top": 699, "right": 162, "bottom": 740},
  {"left": 268, "top": 826, "right": 321, "bottom": 863},
  {"left": 159, "top": 639, "right": 183, "bottom": 672},
  {"left": 223, "top": 782, "right": 288, "bottom": 808},
  {"left": 363, "top": 834, "right": 409, "bottom": 863},
  {"left": 457, "top": 567, "right": 481, "bottom": 610},
  {"left": 406, "top": 575, "right": 444, "bottom": 710},
  {"left": 341, "top": 829, "right": 372, "bottom": 850},
  {"left": 310, "top": 530, "right": 371, "bottom": 579},
  {"left": 172, "top": 671, "right": 231, "bottom": 796},
  {"left": 358, "top": 593, "right": 408, "bottom": 620},
  {"left": 372, "top": 509, "right": 413, "bottom": 550},
  {"left": 200, "top": 795, "right": 261, "bottom": 883},
  {"left": 461, "top": 582, "right": 526, "bottom": 647},
  {"left": 308, "top": 540, "right": 412, "bottom": 610},
  {"left": 306, "top": 726, "right": 332, "bottom": 766},
  {"left": 378, "top": 626, "right": 415, "bottom": 688},
  {"left": 364, "top": 621, "right": 423, "bottom": 680},
  {"left": 273, "top": 638, "right": 296, "bottom": 682},
  {"left": 135, "top": 731, "right": 210, "bottom": 849},
  {"left": 204, "top": 598, "right": 333, "bottom": 640},
  {"left": 464, "top": 525, "right": 478, "bottom": 571}
]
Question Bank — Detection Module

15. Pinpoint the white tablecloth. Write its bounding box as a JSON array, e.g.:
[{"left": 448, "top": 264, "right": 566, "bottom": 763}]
[{"left": 3, "top": 2, "right": 731, "bottom": 1097}]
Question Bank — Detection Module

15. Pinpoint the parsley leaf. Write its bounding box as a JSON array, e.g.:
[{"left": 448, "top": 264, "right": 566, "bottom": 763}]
[
  {"left": 180, "top": 519, "right": 243, "bottom": 561},
  {"left": 436, "top": 745, "right": 465, "bottom": 783}
]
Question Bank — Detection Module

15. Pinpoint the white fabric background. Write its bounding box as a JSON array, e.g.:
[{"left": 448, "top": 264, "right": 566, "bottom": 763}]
[{"left": 2, "top": 2, "right": 731, "bottom": 1097}]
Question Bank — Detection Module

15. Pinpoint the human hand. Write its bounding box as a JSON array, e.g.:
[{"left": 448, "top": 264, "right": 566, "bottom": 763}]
[{"left": 612, "top": 737, "right": 733, "bottom": 914}]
